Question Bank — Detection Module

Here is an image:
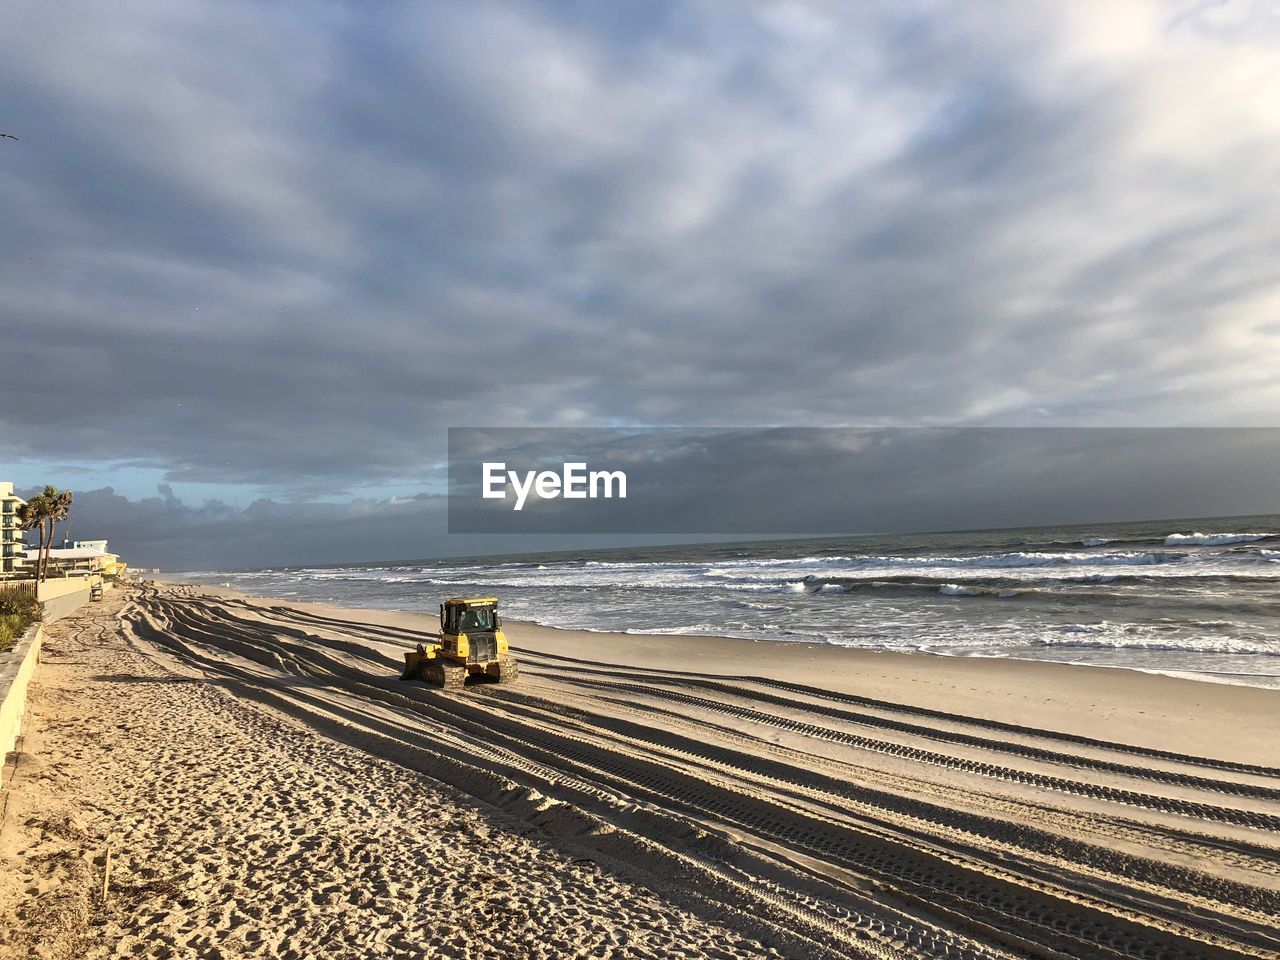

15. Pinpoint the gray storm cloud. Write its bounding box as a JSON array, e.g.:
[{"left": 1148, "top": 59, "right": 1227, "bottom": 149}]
[{"left": 2, "top": 1, "right": 1278, "bottom": 564}]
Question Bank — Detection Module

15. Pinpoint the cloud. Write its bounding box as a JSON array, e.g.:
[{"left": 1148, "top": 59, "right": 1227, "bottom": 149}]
[
  {"left": 2, "top": 0, "right": 1279, "bottom": 563},
  {"left": 42, "top": 485, "right": 451, "bottom": 570},
  {"left": 48, "top": 481, "right": 714, "bottom": 570},
  {"left": 40, "top": 425, "right": 1280, "bottom": 567},
  {"left": 447, "top": 426, "right": 1280, "bottom": 534}
]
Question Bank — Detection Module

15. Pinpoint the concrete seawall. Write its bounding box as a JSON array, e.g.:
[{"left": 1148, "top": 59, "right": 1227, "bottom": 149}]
[
  {"left": 36, "top": 577, "right": 100, "bottom": 622},
  {"left": 0, "top": 624, "right": 42, "bottom": 786}
]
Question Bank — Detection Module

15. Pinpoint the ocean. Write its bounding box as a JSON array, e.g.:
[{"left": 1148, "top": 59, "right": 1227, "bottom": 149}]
[{"left": 179, "top": 514, "right": 1280, "bottom": 688}]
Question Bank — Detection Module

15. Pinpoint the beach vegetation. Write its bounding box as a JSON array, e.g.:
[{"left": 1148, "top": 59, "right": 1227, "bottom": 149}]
[{"left": 0, "top": 587, "right": 39, "bottom": 653}]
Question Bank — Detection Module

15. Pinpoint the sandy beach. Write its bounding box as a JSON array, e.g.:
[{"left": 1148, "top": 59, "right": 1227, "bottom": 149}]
[{"left": 3, "top": 580, "right": 1280, "bottom": 960}]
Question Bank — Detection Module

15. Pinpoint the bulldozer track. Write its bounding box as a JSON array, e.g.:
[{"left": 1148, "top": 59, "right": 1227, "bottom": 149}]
[
  {"left": 510, "top": 658, "right": 1280, "bottom": 800},
  {"left": 108, "top": 586, "right": 1280, "bottom": 960},
  {"left": 228, "top": 599, "right": 1280, "bottom": 788},
  {"left": 169, "top": 595, "right": 1280, "bottom": 848},
  {"left": 166, "top": 595, "right": 1280, "bottom": 862},
  {"left": 516, "top": 647, "right": 1280, "bottom": 779},
  {"left": 127, "top": 594, "right": 974, "bottom": 959},
  {"left": 219, "top": 598, "right": 1275, "bottom": 779},
  {"left": 480, "top": 684, "right": 1280, "bottom": 917},
  {"left": 562, "top": 680, "right": 1280, "bottom": 881},
  {"left": 109, "top": 597, "right": 1280, "bottom": 880},
  {"left": 522, "top": 671, "right": 1280, "bottom": 830}
]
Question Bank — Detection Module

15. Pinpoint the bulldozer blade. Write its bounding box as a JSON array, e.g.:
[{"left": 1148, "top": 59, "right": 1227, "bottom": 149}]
[{"left": 401, "top": 651, "right": 425, "bottom": 681}]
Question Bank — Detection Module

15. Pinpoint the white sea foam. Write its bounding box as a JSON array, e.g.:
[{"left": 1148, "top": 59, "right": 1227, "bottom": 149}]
[
  {"left": 1030, "top": 633, "right": 1279, "bottom": 655},
  {"left": 848, "top": 550, "right": 1176, "bottom": 569},
  {"left": 1164, "top": 532, "right": 1268, "bottom": 546}
]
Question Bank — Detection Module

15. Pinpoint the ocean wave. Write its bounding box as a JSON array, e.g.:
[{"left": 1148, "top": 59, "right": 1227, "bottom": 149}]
[
  {"left": 734, "top": 599, "right": 787, "bottom": 611},
  {"left": 709, "top": 551, "right": 1189, "bottom": 579},
  {"left": 821, "top": 579, "right": 1036, "bottom": 600},
  {"left": 831, "top": 550, "right": 1181, "bottom": 570},
  {"left": 794, "top": 577, "right": 1020, "bottom": 600},
  {"left": 199, "top": 557, "right": 1280, "bottom": 603},
  {"left": 951, "top": 534, "right": 1162, "bottom": 553},
  {"left": 1164, "top": 532, "right": 1270, "bottom": 546},
  {"left": 705, "top": 549, "right": 1193, "bottom": 575},
  {"left": 773, "top": 574, "right": 1280, "bottom": 613},
  {"left": 1029, "top": 633, "right": 1280, "bottom": 656},
  {"left": 715, "top": 555, "right": 857, "bottom": 567}
]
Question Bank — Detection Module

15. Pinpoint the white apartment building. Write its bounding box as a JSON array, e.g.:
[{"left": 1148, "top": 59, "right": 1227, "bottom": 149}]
[{"left": 0, "top": 482, "right": 29, "bottom": 577}]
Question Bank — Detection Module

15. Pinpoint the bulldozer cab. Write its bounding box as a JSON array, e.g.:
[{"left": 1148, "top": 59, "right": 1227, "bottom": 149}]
[
  {"left": 439, "top": 597, "right": 505, "bottom": 664},
  {"left": 441, "top": 598, "right": 498, "bottom": 634}
]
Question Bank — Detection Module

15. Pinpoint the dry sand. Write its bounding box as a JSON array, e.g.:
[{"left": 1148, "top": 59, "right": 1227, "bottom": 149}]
[{"left": 2, "top": 579, "right": 1279, "bottom": 960}]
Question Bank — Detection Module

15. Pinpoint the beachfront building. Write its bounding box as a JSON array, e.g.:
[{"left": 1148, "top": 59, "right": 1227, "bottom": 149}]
[
  {"left": 1, "top": 482, "right": 30, "bottom": 578},
  {"left": 60, "top": 538, "right": 109, "bottom": 554},
  {"left": 45, "top": 540, "right": 126, "bottom": 581}
]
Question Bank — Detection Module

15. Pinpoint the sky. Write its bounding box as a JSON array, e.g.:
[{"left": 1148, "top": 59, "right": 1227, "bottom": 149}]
[{"left": 2, "top": 1, "right": 1279, "bottom": 569}]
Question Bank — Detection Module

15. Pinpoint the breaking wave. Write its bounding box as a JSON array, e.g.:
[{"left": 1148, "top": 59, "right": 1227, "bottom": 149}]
[{"left": 1164, "top": 532, "right": 1270, "bottom": 546}]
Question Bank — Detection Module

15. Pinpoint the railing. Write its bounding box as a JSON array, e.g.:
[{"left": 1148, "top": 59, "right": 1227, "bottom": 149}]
[{"left": 0, "top": 580, "right": 37, "bottom": 598}]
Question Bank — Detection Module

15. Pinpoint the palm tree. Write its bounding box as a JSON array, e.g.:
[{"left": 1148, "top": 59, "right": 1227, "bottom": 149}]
[
  {"left": 46, "top": 488, "right": 72, "bottom": 563},
  {"left": 44, "top": 487, "right": 73, "bottom": 580},
  {"left": 16, "top": 495, "right": 48, "bottom": 581},
  {"left": 13, "top": 488, "right": 74, "bottom": 582}
]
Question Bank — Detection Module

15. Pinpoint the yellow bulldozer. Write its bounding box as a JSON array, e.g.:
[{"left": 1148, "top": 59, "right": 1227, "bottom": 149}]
[{"left": 399, "top": 597, "right": 519, "bottom": 689}]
